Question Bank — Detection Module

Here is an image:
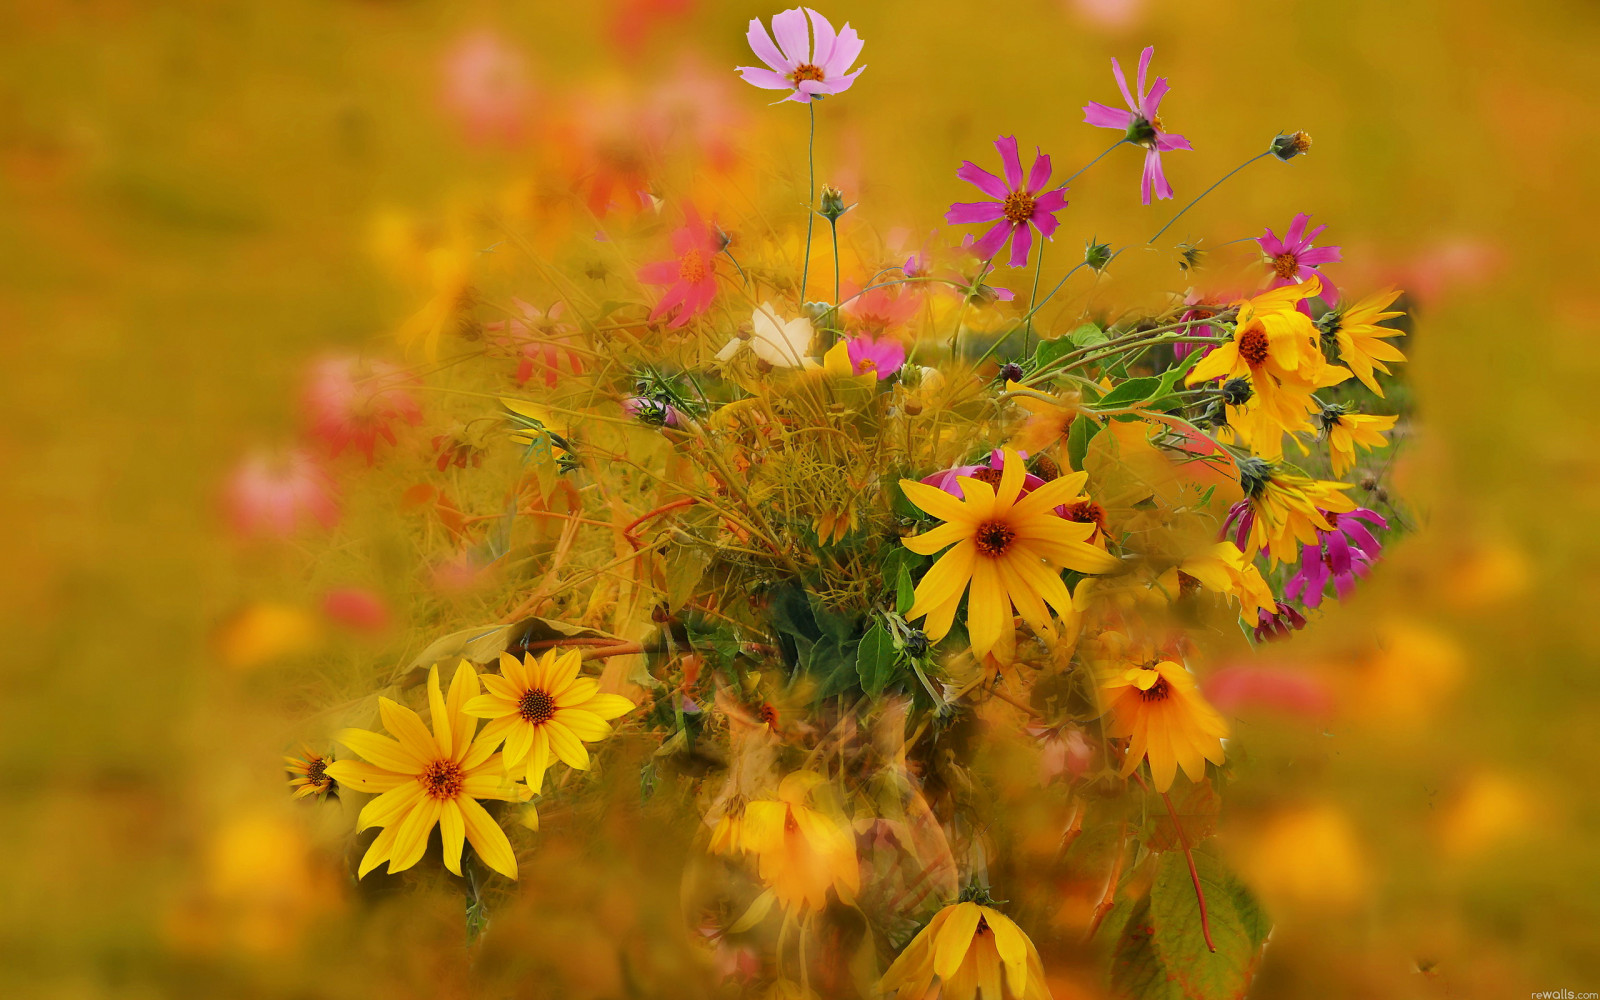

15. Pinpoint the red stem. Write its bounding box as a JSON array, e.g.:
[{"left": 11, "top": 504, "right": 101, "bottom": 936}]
[
  {"left": 622, "top": 497, "right": 698, "bottom": 550},
  {"left": 1161, "top": 789, "right": 1216, "bottom": 953}
]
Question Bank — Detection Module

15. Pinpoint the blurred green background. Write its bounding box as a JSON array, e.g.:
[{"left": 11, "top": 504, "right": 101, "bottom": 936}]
[{"left": 3, "top": 0, "right": 1598, "bottom": 996}]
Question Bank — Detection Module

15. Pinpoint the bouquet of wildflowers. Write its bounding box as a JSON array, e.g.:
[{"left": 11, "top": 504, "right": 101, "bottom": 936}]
[{"left": 253, "top": 8, "right": 1414, "bottom": 997}]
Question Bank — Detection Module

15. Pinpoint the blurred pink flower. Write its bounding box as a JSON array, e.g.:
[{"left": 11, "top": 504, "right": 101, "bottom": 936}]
[
  {"left": 737, "top": 7, "right": 865, "bottom": 104},
  {"left": 1082, "top": 46, "right": 1192, "bottom": 204},
  {"left": 438, "top": 30, "right": 535, "bottom": 146},
  {"left": 1259, "top": 212, "right": 1340, "bottom": 309},
  {"left": 841, "top": 278, "right": 921, "bottom": 333},
  {"left": 946, "top": 136, "right": 1067, "bottom": 268},
  {"left": 303, "top": 356, "right": 422, "bottom": 463},
  {"left": 1173, "top": 289, "right": 1232, "bottom": 361},
  {"left": 321, "top": 588, "right": 391, "bottom": 632},
  {"left": 1066, "top": 0, "right": 1146, "bottom": 30},
  {"left": 1204, "top": 664, "right": 1332, "bottom": 718},
  {"left": 608, "top": 0, "right": 698, "bottom": 57},
  {"left": 487, "top": 298, "right": 584, "bottom": 388},
  {"left": 844, "top": 335, "right": 905, "bottom": 380},
  {"left": 638, "top": 207, "right": 721, "bottom": 328},
  {"left": 226, "top": 449, "right": 338, "bottom": 539}
]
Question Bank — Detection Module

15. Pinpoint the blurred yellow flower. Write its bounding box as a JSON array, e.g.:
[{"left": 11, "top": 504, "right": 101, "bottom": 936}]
[
  {"left": 1158, "top": 540, "right": 1275, "bottom": 620},
  {"left": 327, "top": 661, "right": 532, "bottom": 879},
  {"left": 464, "top": 648, "right": 635, "bottom": 793},
  {"left": 901, "top": 449, "right": 1121, "bottom": 662},
  {"left": 742, "top": 771, "right": 859, "bottom": 913},
  {"left": 1099, "top": 659, "right": 1227, "bottom": 792},
  {"left": 879, "top": 897, "right": 1052, "bottom": 1000},
  {"left": 1237, "top": 804, "right": 1370, "bottom": 910},
  {"left": 284, "top": 746, "right": 337, "bottom": 800}
]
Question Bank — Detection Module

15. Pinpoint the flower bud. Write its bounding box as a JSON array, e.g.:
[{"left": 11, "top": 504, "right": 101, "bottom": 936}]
[
  {"left": 818, "top": 185, "right": 850, "bottom": 222},
  {"left": 1084, "top": 238, "right": 1114, "bottom": 272},
  {"left": 1221, "top": 377, "right": 1254, "bottom": 406},
  {"left": 1269, "top": 130, "right": 1313, "bottom": 161},
  {"left": 997, "top": 361, "right": 1025, "bottom": 383},
  {"left": 1124, "top": 115, "right": 1158, "bottom": 147}
]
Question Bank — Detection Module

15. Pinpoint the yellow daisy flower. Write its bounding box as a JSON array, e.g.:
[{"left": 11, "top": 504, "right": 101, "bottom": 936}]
[
  {"left": 900, "top": 448, "right": 1122, "bottom": 662},
  {"left": 1315, "top": 406, "right": 1397, "bottom": 477},
  {"left": 879, "top": 896, "right": 1052, "bottom": 1000},
  {"left": 326, "top": 661, "right": 531, "bottom": 879},
  {"left": 1321, "top": 288, "right": 1407, "bottom": 396},
  {"left": 1099, "top": 659, "right": 1228, "bottom": 793},
  {"left": 1157, "top": 540, "right": 1275, "bottom": 621},
  {"left": 742, "top": 771, "right": 859, "bottom": 914},
  {"left": 1232, "top": 459, "right": 1358, "bottom": 565},
  {"left": 464, "top": 649, "right": 635, "bottom": 794},
  {"left": 284, "top": 746, "right": 337, "bottom": 800}
]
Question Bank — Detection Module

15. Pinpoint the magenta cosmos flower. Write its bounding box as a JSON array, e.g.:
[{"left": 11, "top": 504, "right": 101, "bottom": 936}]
[
  {"left": 1082, "top": 46, "right": 1192, "bottom": 205},
  {"left": 1284, "top": 507, "right": 1386, "bottom": 608},
  {"left": 844, "top": 335, "right": 905, "bottom": 380},
  {"left": 638, "top": 208, "right": 720, "bottom": 328},
  {"left": 736, "top": 8, "right": 864, "bottom": 104},
  {"left": 945, "top": 136, "right": 1067, "bottom": 268},
  {"left": 1258, "top": 212, "right": 1341, "bottom": 310}
]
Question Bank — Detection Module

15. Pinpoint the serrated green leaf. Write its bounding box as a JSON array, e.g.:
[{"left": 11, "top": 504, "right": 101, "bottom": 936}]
[
  {"left": 1142, "top": 850, "right": 1271, "bottom": 1000},
  {"left": 856, "top": 622, "right": 899, "bottom": 697},
  {"left": 1109, "top": 898, "right": 1183, "bottom": 1000}
]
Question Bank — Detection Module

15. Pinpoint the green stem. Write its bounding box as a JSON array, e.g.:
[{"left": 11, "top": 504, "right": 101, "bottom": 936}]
[
  {"left": 1062, "top": 138, "right": 1127, "bottom": 188},
  {"left": 830, "top": 217, "right": 841, "bottom": 322},
  {"left": 800, "top": 102, "right": 816, "bottom": 303},
  {"left": 1024, "top": 241, "right": 1045, "bottom": 358},
  {"left": 1148, "top": 151, "right": 1273, "bottom": 245}
]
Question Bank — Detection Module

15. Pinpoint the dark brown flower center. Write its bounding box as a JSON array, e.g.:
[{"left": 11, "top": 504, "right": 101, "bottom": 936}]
[
  {"left": 306, "top": 757, "right": 329, "bottom": 787},
  {"left": 758, "top": 703, "right": 780, "bottom": 729},
  {"left": 1237, "top": 323, "right": 1271, "bottom": 367},
  {"left": 789, "top": 63, "right": 825, "bottom": 83},
  {"left": 1272, "top": 253, "right": 1299, "bottom": 280},
  {"left": 1063, "top": 499, "right": 1106, "bottom": 537},
  {"left": 974, "top": 519, "right": 1016, "bottom": 557},
  {"left": 518, "top": 687, "right": 557, "bottom": 725},
  {"left": 1002, "top": 189, "right": 1036, "bottom": 226},
  {"left": 420, "top": 758, "right": 464, "bottom": 800},
  {"left": 1139, "top": 676, "right": 1171, "bottom": 702},
  {"left": 1176, "top": 570, "right": 1202, "bottom": 600},
  {"left": 678, "top": 248, "right": 708, "bottom": 284},
  {"left": 969, "top": 467, "right": 1005, "bottom": 489}
]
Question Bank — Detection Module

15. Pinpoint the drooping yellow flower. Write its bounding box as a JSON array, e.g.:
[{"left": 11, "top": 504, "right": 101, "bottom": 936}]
[
  {"left": 1233, "top": 460, "right": 1358, "bottom": 565},
  {"left": 1186, "top": 277, "right": 1349, "bottom": 435},
  {"left": 1099, "top": 659, "right": 1228, "bottom": 793},
  {"left": 1322, "top": 288, "right": 1406, "bottom": 395},
  {"left": 1157, "top": 540, "right": 1275, "bottom": 620},
  {"left": 327, "top": 661, "right": 532, "bottom": 879},
  {"left": 879, "top": 897, "right": 1052, "bottom": 1000},
  {"left": 741, "top": 771, "right": 859, "bottom": 913},
  {"left": 1005, "top": 379, "right": 1080, "bottom": 455},
  {"left": 901, "top": 448, "right": 1122, "bottom": 662},
  {"left": 1315, "top": 407, "right": 1397, "bottom": 477},
  {"left": 284, "top": 747, "right": 337, "bottom": 800},
  {"left": 464, "top": 649, "right": 635, "bottom": 793}
]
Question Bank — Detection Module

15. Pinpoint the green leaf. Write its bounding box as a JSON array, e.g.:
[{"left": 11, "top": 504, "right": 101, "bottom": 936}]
[
  {"left": 1094, "top": 377, "right": 1162, "bottom": 409},
  {"left": 664, "top": 545, "right": 711, "bottom": 611},
  {"left": 856, "top": 622, "right": 899, "bottom": 697},
  {"left": 1032, "top": 335, "right": 1076, "bottom": 370},
  {"left": 807, "top": 637, "right": 861, "bottom": 699},
  {"left": 896, "top": 562, "right": 915, "bottom": 616},
  {"left": 1070, "top": 322, "right": 1109, "bottom": 347},
  {"left": 1116, "top": 850, "right": 1270, "bottom": 1000},
  {"left": 1067, "top": 415, "right": 1101, "bottom": 473}
]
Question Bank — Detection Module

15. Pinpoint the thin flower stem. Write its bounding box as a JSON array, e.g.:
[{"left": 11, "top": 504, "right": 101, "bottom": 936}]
[
  {"left": 1061, "top": 138, "right": 1127, "bottom": 188},
  {"left": 1148, "top": 151, "right": 1273, "bottom": 245},
  {"left": 723, "top": 248, "right": 749, "bottom": 287},
  {"left": 830, "top": 216, "right": 841, "bottom": 329},
  {"left": 800, "top": 102, "right": 816, "bottom": 302},
  {"left": 1024, "top": 241, "right": 1045, "bottom": 357},
  {"left": 1161, "top": 789, "right": 1217, "bottom": 953},
  {"left": 1017, "top": 260, "right": 1089, "bottom": 327}
]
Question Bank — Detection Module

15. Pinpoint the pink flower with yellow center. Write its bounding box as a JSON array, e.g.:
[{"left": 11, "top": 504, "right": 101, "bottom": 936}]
[
  {"left": 1258, "top": 212, "right": 1342, "bottom": 311},
  {"left": 736, "top": 8, "right": 865, "bottom": 104},
  {"left": 1082, "top": 46, "right": 1192, "bottom": 205},
  {"left": 844, "top": 334, "right": 905, "bottom": 380},
  {"left": 945, "top": 136, "right": 1067, "bottom": 268},
  {"left": 638, "top": 208, "right": 721, "bottom": 328}
]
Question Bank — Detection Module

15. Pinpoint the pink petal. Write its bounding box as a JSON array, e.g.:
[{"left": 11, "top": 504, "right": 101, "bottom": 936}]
[
  {"left": 1027, "top": 149, "right": 1052, "bottom": 193},
  {"left": 638, "top": 260, "right": 679, "bottom": 284},
  {"left": 970, "top": 220, "right": 1014, "bottom": 261},
  {"left": 1136, "top": 47, "right": 1154, "bottom": 105},
  {"left": 771, "top": 8, "right": 812, "bottom": 63},
  {"left": 1258, "top": 228, "right": 1285, "bottom": 256},
  {"left": 1083, "top": 102, "right": 1134, "bottom": 130},
  {"left": 1031, "top": 205, "right": 1061, "bottom": 239},
  {"left": 957, "top": 160, "right": 1011, "bottom": 200},
  {"left": 995, "top": 135, "right": 1024, "bottom": 190},
  {"left": 1141, "top": 148, "right": 1173, "bottom": 204},
  {"left": 1297, "top": 246, "right": 1342, "bottom": 266},
  {"left": 1034, "top": 188, "right": 1068, "bottom": 214},
  {"left": 945, "top": 200, "right": 1006, "bottom": 225},
  {"left": 650, "top": 281, "right": 688, "bottom": 322},
  {"left": 745, "top": 19, "right": 788, "bottom": 74},
  {"left": 1008, "top": 221, "right": 1034, "bottom": 268},
  {"left": 1286, "top": 212, "right": 1311, "bottom": 247},
  {"left": 806, "top": 8, "right": 838, "bottom": 66},
  {"left": 1110, "top": 56, "right": 1136, "bottom": 111},
  {"left": 738, "top": 66, "right": 794, "bottom": 90},
  {"left": 1155, "top": 131, "right": 1192, "bottom": 152},
  {"left": 1141, "top": 77, "right": 1169, "bottom": 120},
  {"left": 824, "top": 24, "right": 863, "bottom": 74}
]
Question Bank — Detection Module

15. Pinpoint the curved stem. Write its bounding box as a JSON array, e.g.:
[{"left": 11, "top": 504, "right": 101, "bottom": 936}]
[
  {"left": 800, "top": 102, "right": 816, "bottom": 302},
  {"left": 1161, "top": 789, "right": 1216, "bottom": 953},
  {"left": 1062, "top": 138, "right": 1127, "bottom": 188},
  {"left": 1148, "top": 151, "right": 1273, "bottom": 245}
]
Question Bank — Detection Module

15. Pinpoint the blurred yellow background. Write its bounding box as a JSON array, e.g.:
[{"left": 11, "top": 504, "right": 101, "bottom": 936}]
[{"left": 3, "top": 0, "right": 1597, "bottom": 996}]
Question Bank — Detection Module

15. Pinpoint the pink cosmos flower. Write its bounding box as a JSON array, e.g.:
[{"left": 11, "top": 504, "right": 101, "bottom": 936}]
[
  {"left": 844, "top": 335, "right": 905, "bottom": 380},
  {"left": 1082, "top": 46, "right": 1192, "bottom": 205},
  {"left": 1173, "top": 289, "right": 1231, "bottom": 361},
  {"left": 438, "top": 30, "right": 535, "bottom": 146},
  {"left": 840, "top": 279, "right": 921, "bottom": 333},
  {"left": 921, "top": 449, "right": 1046, "bottom": 499},
  {"left": 487, "top": 298, "right": 584, "bottom": 388},
  {"left": 225, "top": 449, "right": 339, "bottom": 539},
  {"left": 736, "top": 8, "right": 865, "bottom": 104},
  {"left": 303, "top": 356, "right": 422, "bottom": 463},
  {"left": 638, "top": 208, "right": 721, "bottom": 328},
  {"left": 322, "top": 588, "right": 391, "bottom": 633},
  {"left": 1258, "top": 212, "right": 1341, "bottom": 310},
  {"left": 945, "top": 136, "right": 1067, "bottom": 268},
  {"left": 1284, "top": 507, "right": 1387, "bottom": 608}
]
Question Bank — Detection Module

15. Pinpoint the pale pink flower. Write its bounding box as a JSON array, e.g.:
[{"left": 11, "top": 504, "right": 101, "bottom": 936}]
[
  {"left": 736, "top": 8, "right": 865, "bottom": 104},
  {"left": 303, "top": 356, "right": 422, "bottom": 463},
  {"left": 438, "top": 30, "right": 535, "bottom": 146},
  {"left": 225, "top": 449, "right": 338, "bottom": 539},
  {"left": 321, "top": 588, "right": 391, "bottom": 632},
  {"left": 844, "top": 335, "right": 905, "bottom": 380},
  {"left": 1082, "top": 46, "right": 1192, "bottom": 204}
]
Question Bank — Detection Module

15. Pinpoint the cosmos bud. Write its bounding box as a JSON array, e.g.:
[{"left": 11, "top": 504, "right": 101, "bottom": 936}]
[
  {"left": 818, "top": 185, "right": 850, "bottom": 222},
  {"left": 1270, "top": 130, "right": 1313, "bottom": 161},
  {"left": 1084, "top": 238, "right": 1113, "bottom": 273}
]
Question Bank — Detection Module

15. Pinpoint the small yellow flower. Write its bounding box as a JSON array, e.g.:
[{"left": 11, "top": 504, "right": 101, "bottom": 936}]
[
  {"left": 464, "top": 649, "right": 635, "bottom": 793},
  {"left": 900, "top": 448, "right": 1122, "bottom": 662},
  {"left": 1235, "top": 461, "right": 1358, "bottom": 565},
  {"left": 1324, "top": 288, "right": 1406, "bottom": 395},
  {"left": 327, "top": 661, "right": 531, "bottom": 879},
  {"left": 1099, "top": 659, "right": 1228, "bottom": 793},
  {"left": 1317, "top": 408, "right": 1397, "bottom": 477},
  {"left": 879, "top": 898, "right": 1052, "bottom": 1000},
  {"left": 742, "top": 771, "right": 859, "bottom": 914},
  {"left": 284, "top": 747, "right": 337, "bottom": 800},
  {"left": 1158, "top": 540, "right": 1275, "bottom": 620}
]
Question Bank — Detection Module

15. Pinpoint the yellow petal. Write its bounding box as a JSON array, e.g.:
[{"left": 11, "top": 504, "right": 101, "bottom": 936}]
[
  {"left": 906, "top": 542, "right": 976, "bottom": 621},
  {"left": 387, "top": 795, "right": 443, "bottom": 873},
  {"left": 932, "top": 902, "right": 982, "bottom": 980},
  {"left": 379, "top": 697, "right": 436, "bottom": 760},
  {"left": 357, "top": 823, "right": 400, "bottom": 879},
  {"left": 439, "top": 799, "right": 466, "bottom": 876},
  {"left": 460, "top": 796, "right": 518, "bottom": 879},
  {"left": 899, "top": 479, "right": 972, "bottom": 525},
  {"left": 336, "top": 728, "right": 423, "bottom": 775},
  {"left": 546, "top": 721, "right": 592, "bottom": 770},
  {"left": 984, "top": 908, "right": 1030, "bottom": 998},
  {"left": 324, "top": 759, "right": 410, "bottom": 793},
  {"left": 357, "top": 780, "right": 425, "bottom": 831}
]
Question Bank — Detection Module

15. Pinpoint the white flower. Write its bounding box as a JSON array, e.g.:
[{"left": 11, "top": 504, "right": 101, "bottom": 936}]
[{"left": 722, "top": 303, "right": 814, "bottom": 368}]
